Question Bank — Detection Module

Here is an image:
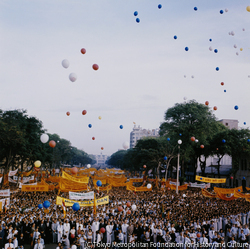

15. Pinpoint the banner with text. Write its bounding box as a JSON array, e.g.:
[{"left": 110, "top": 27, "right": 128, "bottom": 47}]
[
  {"left": 195, "top": 175, "right": 226, "bottom": 183},
  {"left": 62, "top": 171, "right": 89, "bottom": 184},
  {"left": 69, "top": 191, "right": 94, "bottom": 200},
  {"left": 0, "top": 189, "right": 10, "bottom": 197}
]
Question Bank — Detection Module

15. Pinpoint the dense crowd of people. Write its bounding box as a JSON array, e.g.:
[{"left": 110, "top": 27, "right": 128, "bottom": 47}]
[{"left": 1, "top": 187, "right": 250, "bottom": 249}]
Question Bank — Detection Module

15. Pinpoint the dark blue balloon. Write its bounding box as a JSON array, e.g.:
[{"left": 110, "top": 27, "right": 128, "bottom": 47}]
[
  {"left": 72, "top": 203, "right": 80, "bottom": 211},
  {"left": 38, "top": 204, "right": 43, "bottom": 209},
  {"left": 88, "top": 124, "right": 92, "bottom": 128},
  {"left": 234, "top": 105, "right": 238, "bottom": 110},
  {"left": 116, "top": 228, "right": 119, "bottom": 231},
  {"left": 238, "top": 189, "right": 240, "bottom": 192},
  {"left": 243, "top": 177, "right": 246, "bottom": 180},
  {"left": 158, "top": 4, "right": 162, "bottom": 9},
  {"left": 167, "top": 138, "right": 170, "bottom": 141},
  {"left": 248, "top": 139, "right": 250, "bottom": 143},
  {"left": 209, "top": 39, "right": 212, "bottom": 42},
  {"left": 224, "top": 90, "right": 226, "bottom": 92},
  {"left": 222, "top": 139, "right": 226, "bottom": 143},
  {"left": 185, "top": 47, "right": 189, "bottom": 51},
  {"left": 136, "top": 18, "right": 140, "bottom": 23},
  {"left": 194, "top": 7, "right": 198, "bottom": 11},
  {"left": 96, "top": 180, "right": 102, "bottom": 187},
  {"left": 179, "top": 133, "right": 182, "bottom": 136},
  {"left": 244, "top": 122, "right": 246, "bottom": 125},
  {"left": 43, "top": 201, "right": 50, "bottom": 209},
  {"left": 200, "top": 178, "right": 202, "bottom": 180},
  {"left": 120, "top": 125, "right": 123, "bottom": 129},
  {"left": 214, "top": 49, "right": 218, "bottom": 53},
  {"left": 174, "top": 35, "right": 177, "bottom": 39},
  {"left": 134, "top": 11, "right": 138, "bottom": 16},
  {"left": 216, "top": 67, "right": 219, "bottom": 71},
  {"left": 220, "top": 10, "right": 224, "bottom": 14},
  {"left": 164, "top": 156, "right": 167, "bottom": 160}
]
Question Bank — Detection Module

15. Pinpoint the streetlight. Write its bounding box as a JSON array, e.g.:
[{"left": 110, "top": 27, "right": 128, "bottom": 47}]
[{"left": 176, "top": 139, "right": 182, "bottom": 194}]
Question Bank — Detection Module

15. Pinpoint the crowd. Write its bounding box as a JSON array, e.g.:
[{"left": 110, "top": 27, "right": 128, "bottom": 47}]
[{"left": 1, "top": 186, "right": 250, "bottom": 249}]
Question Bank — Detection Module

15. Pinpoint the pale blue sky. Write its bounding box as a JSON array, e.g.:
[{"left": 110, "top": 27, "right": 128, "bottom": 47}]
[{"left": 1, "top": 1, "right": 250, "bottom": 155}]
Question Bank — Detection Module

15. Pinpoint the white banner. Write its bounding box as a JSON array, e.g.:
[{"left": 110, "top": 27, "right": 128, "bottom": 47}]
[
  {"left": 189, "top": 182, "right": 210, "bottom": 188},
  {"left": 13, "top": 175, "right": 34, "bottom": 183},
  {"left": 19, "top": 182, "right": 37, "bottom": 188},
  {"left": 0, "top": 189, "right": 10, "bottom": 197},
  {"left": 69, "top": 191, "right": 94, "bottom": 200},
  {"left": 8, "top": 169, "right": 18, "bottom": 176},
  {"left": 170, "top": 181, "right": 180, "bottom": 186}
]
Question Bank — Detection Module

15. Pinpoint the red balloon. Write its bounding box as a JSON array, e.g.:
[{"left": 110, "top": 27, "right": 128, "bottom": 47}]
[
  {"left": 66, "top": 112, "right": 70, "bottom": 116},
  {"left": 101, "top": 147, "right": 104, "bottom": 150},
  {"left": 70, "top": 234, "right": 75, "bottom": 239},
  {"left": 197, "top": 233, "right": 201, "bottom": 238},
  {"left": 49, "top": 140, "right": 56, "bottom": 148},
  {"left": 127, "top": 210, "right": 131, "bottom": 215},
  {"left": 71, "top": 167, "right": 78, "bottom": 174},
  {"left": 213, "top": 106, "right": 217, "bottom": 111},
  {"left": 230, "top": 176, "right": 233, "bottom": 180},
  {"left": 216, "top": 148, "right": 219, "bottom": 150},
  {"left": 143, "top": 165, "right": 146, "bottom": 168},
  {"left": 82, "top": 110, "right": 87, "bottom": 115},
  {"left": 167, "top": 187, "right": 170, "bottom": 190},
  {"left": 92, "top": 64, "right": 99, "bottom": 70},
  {"left": 118, "top": 206, "right": 123, "bottom": 212},
  {"left": 200, "top": 145, "right": 204, "bottom": 149},
  {"left": 221, "top": 82, "right": 224, "bottom": 86},
  {"left": 126, "top": 202, "right": 131, "bottom": 207},
  {"left": 191, "top": 137, "right": 195, "bottom": 142},
  {"left": 205, "top": 101, "right": 209, "bottom": 106},
  {"left": 92, "top": 137, "right": 95, "bottom": 140},
  {"left": 81, "top": 48, "right": 86, "bottom": 54},
  {"left": 100, "top": 227, "right": 105, "bottom": 234}
]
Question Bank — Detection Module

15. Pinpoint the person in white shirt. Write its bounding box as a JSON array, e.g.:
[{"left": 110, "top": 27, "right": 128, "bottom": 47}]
[
  {"left": 209, "top": 227, "right": 215, "bottom": 243},
  {"left": 199, "top": 233, "right": 208, "bottom": 248},
  {"left": 38, "top": 235, "right": 44, "bottom": 248},
  {"left": 122, "top": 222, "right": 128, "bottom": 243},
  {"left": 5, "top": 239, "right": 14, "bottom": 249},
  {"left": 118, "top": 230, "right": 123, "bottom": 243},
  {"left": 71, "top": 241, "right": 77, "bottom": 249},
  {"left": 33, "top": 239, "right": 43, "bottom": 249},
  {"left": 79, "top": 231, "right": 87, "bottom": 249},
  {"left": 91, "top": 218, "right": 99, "bottom": 243},
  {"left": 57, "top": 222, "right": 64, "bottom": 243},
  {"left": 106, "top": 222, "right": 113, "bottom": 244},
  {"left": 33, "top": 228, "right": 40, "bottom": 242},
  {"left": 96, "top": 230, "right": 102, "bottom": 243},
  {"left": 63, "top": 221, "right": 70, "bottom": 239}
]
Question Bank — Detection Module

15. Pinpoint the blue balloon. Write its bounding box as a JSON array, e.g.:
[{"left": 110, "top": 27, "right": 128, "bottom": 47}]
[
  {"left": 243, "top": 177, "right": 246, "bottom": 180},
  {"left": 238, "top": 189, "right": 240, "bottom": 192},
  {"left": 43, "top": 201, "right": 50, "bottom": 209},
  {"left": 214, "top": 49, "right": 218, "bottom": 53},
  {"left": 220, "top": 10, "right": 224, "bottom": 14},
  {"left": 119, "top": 125, "right": 123, "bottom": 129},
  {"left": 194, "top": 7, "right": 198, "bottom": 11},
  {"left": 185, "top": 47, "right": 189, "bottom": 51},
  {"left": 158, "top": 4, "right": 162, "bottom": 9},
  {"left": 88, "top": 124, "right": 92, "bottom": 128},
  {"left": 174, "top": 35, "right": 177, "bottom": 39},
  {"left": 116, "top": 228, "right": 119, "bottom": 231},
  {"left": 164, "top": 156, "right": 167, "bottom": 160},
  {"left": 72, "top": 203, "right": 80, "bottom": 211},
  {"left": 224, "top": 90, "right": 226, "bottom": 92},
  {"left": 216, "top": 67, "right": 219, "bottom": 71},
  {"left": 179, "top": 133, "right": 182, "bottom": 136},
  {"left": 200, "top": 178, "right": 202, "bottom": 180},
  {"left": 134, "top": 11, "right": 138, "bottom": 16},
  {"left": 222, "top": 139, "right": 226, "bottom": 143},
  {"left": 167, "top": 138, "right": 170, "bottom": 141},
  {"left": 136, "top": 18, "right": 140, "bottom": 23},
  {"left": 209, "top": 39, "right": 212, "bottom": 42},
  {"left": 244, "top": 122, "right": 246, "bottom": 125},
  {"left": 234, "top": 105, "right": 238, "bottom": 110},
  {"left": 96, "top": 180, "right": 102, "bottom": 187},
  {"left": 248, "top": 139, "right": 250, "bottom": 143},
  {"left": 38, "top": 204, "right": 43, "bottom": 209}
]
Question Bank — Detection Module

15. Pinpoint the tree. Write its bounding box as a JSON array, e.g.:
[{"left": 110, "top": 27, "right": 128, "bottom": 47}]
[{"left": 106, "top": 150, "right": 128, "bottom": 168}]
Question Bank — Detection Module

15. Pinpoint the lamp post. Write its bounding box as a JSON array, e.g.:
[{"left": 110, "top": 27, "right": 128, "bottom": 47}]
[{"left": 176, "top": 139, "right": 182, "bottom": 194}]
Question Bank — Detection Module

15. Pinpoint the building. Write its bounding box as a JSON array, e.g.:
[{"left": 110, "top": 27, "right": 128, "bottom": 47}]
[
  {"left": 92, "top": 154, "right": 109, "bottom": 168},
  {"left": 219, "top": 119, "right": 238, "bottom": 129},
  {"left": 130, "top": 125, "right": 160, "bottom": 148}
]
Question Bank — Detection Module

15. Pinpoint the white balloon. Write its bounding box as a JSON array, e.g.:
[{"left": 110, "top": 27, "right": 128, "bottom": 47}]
[
  {"left": 62, "top": 59, "right": 69, "bottom": 69},
  {"left": 183, "top": 97, "right": 187, "bottom": 100},
  {"left": 209, "top": 46, "right": 213, "bottom": 51},
  {"left": 236, "top": 52, "right": 239, "bottom": 56},
  {"left": 191, "top": 75, "right": 194, "bottom": 78},
  {"left": 184, "top": 75, "right": 186, "bottom": 78},
  {"left": 40, "top": 134, "right": 49, "bottom": 143},
  {"left": 123, "top": 142, "right": 129, "bottom": 150},
  {"left": 69, "top": 73, "right": 77, "bottom": 82},
  {"left": 225, "top": 8, "right": 228, "bottom": 12},
  {"left": 234, "top": 44, "right": 237, "bottom": 48},
  {"left": 131, "top": 204, "right": 136, "bottom": 211},
  {"left": 87, "top": 164, "right": 91, "bottom": 168},
  {"left": 147, "top": 184, "right": 152, "bottom": 189},
  {"left": 195, "top": 139, "right": 198, "bottom": 143}
]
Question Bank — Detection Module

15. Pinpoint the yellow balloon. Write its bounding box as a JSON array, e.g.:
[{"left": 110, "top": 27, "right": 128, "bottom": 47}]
[
  {"left": 240, "top": 48, "right": 243, "bottom": 51},
  {"left": 34, "top": 160, "right": 41, "bottom": 168},
  {"left": 98, "top": 116, "right": 102, "bottom": 120},
  {"left": 247, "top": 6, "right": 250, "bottom": 12}
]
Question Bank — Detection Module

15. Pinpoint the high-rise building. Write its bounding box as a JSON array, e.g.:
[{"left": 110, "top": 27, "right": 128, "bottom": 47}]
[{"left": 130, "top": 125, "right": 160, "bottom": 148}]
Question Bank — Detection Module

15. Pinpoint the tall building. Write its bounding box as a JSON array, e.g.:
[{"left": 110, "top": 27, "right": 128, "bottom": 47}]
[
  {"left": 130, "top": 125, "right": 160, "bottom": 148},
  {"left": 92, "top": 154, "right": 109, "bottom": 168}
]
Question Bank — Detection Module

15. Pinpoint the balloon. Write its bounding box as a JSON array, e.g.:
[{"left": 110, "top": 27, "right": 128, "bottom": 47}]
[
  {"left": 81, "top": 48, "right": 86, "bottom": 54},
  {"left": 184, "top": 75, "right": 186, "bottom": 78},
  {"left": 224, "top": 90, "right": 226, "bottom": 92},
  {"left": 230, "top": 176, "right": 233, "bottom": 180},
  {"left": 240, "top": 48, "right": 243, "bottom": 51},
  {"left": 195, "top": 139, "right": 198, "bottom": 143},
  {"left": 205, "top": 101, "right": 209, "bottom": 106},
  {"left": 242, "top": 28, "right": 245, "bottom": 31},
  {"left": 179, "top": 133, "right": 182, "bottom": 136},
  {"left": 231, "top": 31, "right": 235, "bottom": 36},
  {"left": 238, "top": 189, "right": 241, "bottom": 192},
  {"left": 131, "top": 204, "right": 136, "bottom": 211},
  {"left": 214, "top": 49, "right": 218, "bottom": 53},
  {"left": 216, "top": 67, "right": 219, "bottom": 71},
  {"left": 123, "top": 142, "right": 129, "bottom": 150},
  {"left": 167, "top": 138, "right": 170, "bottom": 141},
  {"left": 213, "top": 106, "right": 217, "bottom": 111},
  {"left": 167, "top": 187, "right": 170, "bottom": 190},
  {"left": 183, "top": 97, "right": 187, "bottom": 100},
  {"left": 234, "top": 44, "right": 237, "bottom": 48},
  {"left": 43, "top": 201, "right": 50, "bottom": 209},
  {"left": 88, "top": 124, "right": 92, "bottom": 128},
  {"left": 174, "top": 35, "right": 177, "bottom": 39},
  {"left": 72, "top": 203, "right": 80, "bottom": 211},
  {"left": 209, "top": 46, "right": 213, "bottom": 51},
  {"left": 247, "top": 139, "right": 250, "bottom": 143},
  {"left": 101, "top": 147, "right": 104, "bottom": 150},
  {"left": 164, "top": 156, "right": 167, "bottom": 160},
  {"left": 246, "top": 6, "right": 250, "bottom": 12},
  {"left": 225, "top": 8, "right": 228, "bottom": 12},
  {"left": 236, "top": 52, "right": 239, "bottom": 56},
  {"left": 49, "top": 140, "right": 56, "bottom": 148},
  {"left": 209, "top": 39, "right": 212, "bottom": 42},
  {"left": 98, "top": 116, "right": 102, "bottom": 120},
  {"left": 82, "top": 110, "right": 87, "bottom": 115},
  {"left": 127, "top": 210, "right": 131, "bottom": 215},
  {"left": 34, "top": 160, "right": 41, "bottom": 168},
  {"left": 147, "top": 184, "right": 152, "bottom": 189},
  {"left": 66, "top": 112, "right": 70, "bottom": 116},
  {"left": 38, "top": 204, "right": 43, "bottom": 209},
  {"left": 136, "top": 18, "right": 140, "bottom": 23},
  {"left": 126, "top": 202, "right": 131, "bottom": 207},
  {"left": 70, "top": 234, "right": 75, "bottom": 239},
  {"left": 194, "top": 7, "right": 198, "bottom": 11},
  {"left": 118, "top": 206, "right": 123, "bottom": 212},
  {"left": 87, "top": 164, "right": 91, "bottom": 168},
  {"left": 200, "top": 145, "right": 204, "bottom": 149},
  {"left": 69, "top": 73, "right": 77, "bottom": 82},
  {"left": 158, "top": 4, "right": 162, "bottom": 9},
  {"left": 191, "top": 137, "right": 195, "bottom": 142},
  {"left": 243, "top": 177, "right": 246, "bottom": 180},
  {"left": 178, "top": 140, "right": 182, "bottom": 145},
  {"left": 197, "top": 233, "right": 201, "bottom": 238},
  {"left": 222, "top": 139, "right": 226, "bottom": 143},
  {"left": 220, "top": 10, "right": 224, "bottom": 14},
  {"left": 62, "top": 59, "right": 69, "bottom": 69},
  {"left": 234, "top": 105, "right": 239, "bottom": 110},
  {"left": 221, "top": 82, "right": 224, "bottom": 86},
  {"left": 92, "top": 64, "right": 99, "bottom": 70},
  {"left": 134, "top": 11, "right": 138, "bottom": 16},
  {"left": 71, "top": 167, "right": 78, "bottom": 174},
  {"left": 96, "top": 180, "right": 102, "bottom": 187},
  {"left": 100, "top": 227, "right": 105, "bottom": 233},
  {"left": 40, "top": 134, "right": 49, "bottom": 143},
  {"left": 244, "top": 122, "right": 246, "bottom": 125},
  {"left": 191, "top": 75, "right": 194, "bottom": 78},
  {"left": 92, "top": 137, "right": 95, "bottom": 140},
  {"left": 185, "top": 47, "right": 189, "bottom": 51},
  {"left": 143, "top": 165, "right": 146, "bottom": 168},
  {"left": 119, "top": 125, "right": 123, "bottom": 129}
]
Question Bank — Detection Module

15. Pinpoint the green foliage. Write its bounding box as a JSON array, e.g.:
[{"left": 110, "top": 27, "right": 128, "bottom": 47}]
[{"left": 106, "top": 150, "right": 128, "bottom": 168}]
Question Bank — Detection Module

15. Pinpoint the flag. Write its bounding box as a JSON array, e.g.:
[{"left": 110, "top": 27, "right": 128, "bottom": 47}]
[
  {"left": 93, "top": 193, "right": 96, "bottom": 216},
  {"left": 62, "top": 200, "right": 66, "bottom": 218}
]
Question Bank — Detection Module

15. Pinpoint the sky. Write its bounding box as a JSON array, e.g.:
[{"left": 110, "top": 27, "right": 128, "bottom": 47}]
[{"left": 0, "top": 0, "right": 250, "bottom": 156}]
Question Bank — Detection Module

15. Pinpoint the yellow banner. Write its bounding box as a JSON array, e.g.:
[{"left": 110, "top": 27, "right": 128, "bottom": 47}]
[
  {"left": 129, "top": 178, "right": 143, "bottom": 183},
  {"left": 21, "top": 184, "right": 49, "bottom": 192},
  {"left": 126, "top": 184, "right": 152, "bottom": 192},
  {"left": 56, "top": 195, "right": 109, "bottom": 207},
  {"left": 59, "top": 181, "right": 88, "bottom": 192},
  {"left": 195, "top": 175, "right": 226, "bottom": 183},
  {"left": 96, "top": 185, "right": 112, "bottom": 191},
  {"left": 214, "top": 186, "right": 242, "bottom": 194},
  {"left": 93, "top": 179, "right": 107, "bottom": 185},
  {"left": 170, "top": 184, "right": 188, "bottom": 191},
  {"left": 62, "top": 171, "right": 89, "bottom": 184},
  {"left": 201, "top": 189, "right": 217, "bottom": 198}
]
